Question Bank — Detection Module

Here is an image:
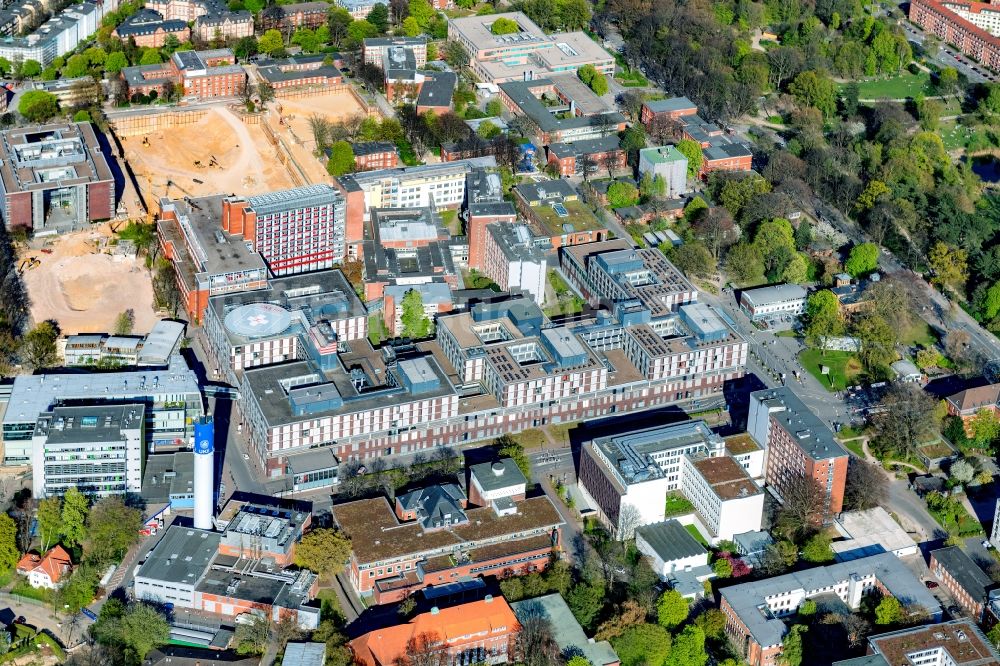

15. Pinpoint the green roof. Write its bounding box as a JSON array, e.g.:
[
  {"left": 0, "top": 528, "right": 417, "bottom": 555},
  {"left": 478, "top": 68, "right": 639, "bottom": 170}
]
[{"left": 640, "top": 145, "right": 686, "bottom": 164}]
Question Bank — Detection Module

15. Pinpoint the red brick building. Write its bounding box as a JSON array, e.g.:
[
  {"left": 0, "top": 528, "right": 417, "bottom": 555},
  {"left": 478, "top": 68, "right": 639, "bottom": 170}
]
[
  {"left": 750, "top": 388, "right": 848, "bottom": 518},
  {"left": 546, "top": 135, "right": 626, "bottom": 177},
  {"left": 930, "top": 546, "right": 993, "bottom": 621},
  {"left": 640, "top": 96, "right": 698, "bottom": 126},
  {"left": 466, "top": 168, "right": 517, "bottom": 270},
  {"left": 264, "top": 1, "right": 329, "bottom": 30},
  {"left": 910, "top": 0, "right": 1000, "bottom": 71},
  {"left": 112, "top": 10, "right": 190, "bottom": 48},
  {"left": 121, "top": 48, "right": 246, "bottom": 102},
  {"left": 946, "top": 383, "right": 1000, "bottom": 433},
  {"left": 354, "top": 142, "right": 399, "bottom": 171},
  {"left": 256, "top": 55, "right": 343, "bottom": 92},
  {"left": 331, "top": 483, "right": 563, "bottom": 605}
]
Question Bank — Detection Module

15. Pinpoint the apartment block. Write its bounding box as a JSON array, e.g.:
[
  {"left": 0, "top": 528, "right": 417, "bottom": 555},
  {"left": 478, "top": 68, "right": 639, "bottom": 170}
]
[
  {"left": 112, "top": 8, "right": 190, "bottom": 48},
  {"left": 749, "top": 387, "right": 849, "bottom": 518},
  {"left": 222, "top": 184, "right": 347, "bottom": 275},
  {"left": 31, "top": 404, "right": 145, "bottom": 498},
  {"left": 721, "top": 553, "right": 942, "bottom": 666},
  {"left": 911, "top": 0, "right": 1000, "bottom": 71}
]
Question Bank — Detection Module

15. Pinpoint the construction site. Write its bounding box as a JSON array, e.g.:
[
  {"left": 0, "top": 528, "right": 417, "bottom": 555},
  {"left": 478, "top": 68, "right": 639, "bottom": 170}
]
[
  {"left": 273, "top": 90, "right": 369, "bottom": 150},
  {"left": 20, "top": 223, "right": 157, "bottom": 335}
]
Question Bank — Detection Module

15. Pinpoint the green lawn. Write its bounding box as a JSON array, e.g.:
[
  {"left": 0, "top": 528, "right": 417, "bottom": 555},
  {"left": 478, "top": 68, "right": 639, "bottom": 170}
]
[
  {"left": 900, "top": 320, "right": 937, "bottom": 347},
  {"left": 799, "top": 349, "right": 863, "bottom": 392},
  {"left": 844, "top": 72, "right": 934, "bottom": 99},
  {"left": 685, "top": 523, "right": 709, "bottom": 546},
  {"left": 439, "top": 209, "right": 461, "bottom": 236},
  {"left": 938, "top": 120, "right": 996, "bottom": 152},
  {"left": 665, "top": 492, "right": 695, "bottom": 517},
  {"left": 843, "top": 439, "right": 865, "bottom": 458},
  {"left": 616, "top": 66, "right": 648, "bottom": 87}
]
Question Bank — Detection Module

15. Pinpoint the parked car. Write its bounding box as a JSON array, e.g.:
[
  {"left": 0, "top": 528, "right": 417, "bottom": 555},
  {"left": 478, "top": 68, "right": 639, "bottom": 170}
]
[{"left": 924, "top": 580, "right": 939, "bottom": 589}]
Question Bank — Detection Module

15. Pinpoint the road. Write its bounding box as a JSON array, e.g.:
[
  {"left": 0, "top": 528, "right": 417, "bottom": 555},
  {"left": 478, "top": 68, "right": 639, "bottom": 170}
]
[{"left": 900, "top": 20, "right": 995, "bottom": 84}]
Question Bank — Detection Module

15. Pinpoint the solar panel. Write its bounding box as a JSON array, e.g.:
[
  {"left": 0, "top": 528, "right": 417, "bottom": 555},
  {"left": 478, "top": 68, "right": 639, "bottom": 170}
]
[{"left": 552, "top": 203, "right": 569, "bottom": 217}]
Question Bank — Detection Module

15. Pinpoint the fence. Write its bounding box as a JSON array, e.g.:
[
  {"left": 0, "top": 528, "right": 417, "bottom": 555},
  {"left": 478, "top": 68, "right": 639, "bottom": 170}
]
[
  {"left": 259, "top": 119, "right": 307, "bottom": 187},
  {"left": 274, "top": 83, "right": 381, "bottom": 117},
  {"left": 106, "top": 107, "right": 208, "bottom": 138},
  {"left": 0, "top": 591, "right": 48, "bottom": 607}
]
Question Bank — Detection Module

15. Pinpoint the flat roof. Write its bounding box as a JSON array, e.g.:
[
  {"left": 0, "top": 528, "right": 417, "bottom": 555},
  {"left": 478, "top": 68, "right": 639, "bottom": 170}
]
[
  {"left": 498, "top": 78, "right": 625, "bottom": 134},
  {"left": 689, "top": 454, "right": 761, "bottom": 501},
  {"left": 740, "top": 283, "right": 807, "bottom": 307},
  {"left": 331, "top": 493, "right": 562, "bottom": 564},
  {"left": 865, "top": 619, "right": 1000, "bottom": 666},
  {"left": 643, "top": 97, "right": 697, "bottom": 113},
  {"left": 136, "top": 525, "right": 220, "bottom": 586},
  {"left": 141, "top": 451, "right": 195, "bottom": 504},
  {"left": 724, "top": 433, "right": 761, "bottom": 455},
  {"left": 0, "top": 122, "right": 115, "bottom": 196},
  {"left": 834, "top": 507, "right": 916, "bottom": 558},
  {"left": 590, "top": 420, "right": 722, "bottom": 486},
  {"left": 510, "top": 594, "right": 619, "bottom": 666},
  {"left": 469, "top": 458, "right": 526, "bottom": 493},
  {"left": 35, "top": 403, "right": 144, "bottom": 444},
  {"left": 752, "top": 387, "right": 848, "bottom": 461}
]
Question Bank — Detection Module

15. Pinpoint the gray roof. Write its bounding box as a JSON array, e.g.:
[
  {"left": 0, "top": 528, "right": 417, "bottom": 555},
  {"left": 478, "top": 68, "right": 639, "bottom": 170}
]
[
  {"left": 643, "top": 97, "right": 696, "bottom": 113},
  {"left": 354, "top": 141, "right": 397, "bottom": 156},
  {"left": 498, "top": 78, "right": 625, "bottom": 135},
  {"left": 720, "top": 552, "right": 941, "bottom": 649},
  {"left": 416, "top": 71, "right": 456, "bottom": 108},
  {"left": 286, "top": 447, "right": 339, "bottom": 475},
  {"left": 138, "top": 320, "right": 185, "bottom": 366},
  {"left": 35, "top": 404, "right": 144, "bottom": 444},
  {"left": 547, "top": 134, "right": 622, "bottom": 159},
  {"left": 136, "top": 525, "right": 221, "bottom": 586},
  {"left": 282, "top": 642, "right": 326, "bottom": 666},
  {"left": 397, "top": 483, "right": 467, "bottom": 529},
  {"left": 932, "top": 546, "right": 993, "bottom": 601},
  {"left": 141, "top": 452, "right": 195, "bottom": 504},
  {"left": 486, "top": 222, "right": 546, "bottom": 263},
  {"left": 470, "top": 458, "right": 527, "bottom": 493},
  {"left": 740, "top": 283, "right": 807, "bottom": 308},
  {"left": 245, "top": 184, "right": 342, "bottom": 217},
  {"left": 510, "top": 594, "right": 619, "bottom": 666},
  {"left": 635, "top": 519, "right": 707, "bottom": 563},
  {"left": 751, "top": 387, "right": 848, "bottom": 462}
]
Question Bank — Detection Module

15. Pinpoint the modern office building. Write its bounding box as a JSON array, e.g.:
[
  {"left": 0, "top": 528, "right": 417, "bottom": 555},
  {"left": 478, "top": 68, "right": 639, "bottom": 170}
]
[
  {"left": 638, "top": 146, "right": 688, "bottom": 198},
  {"left": 31, "top": 404, "right": 145, "bottom": 498},
  {"left": 158, "top": 194, "right": 269, "bottom": 322},
  {"left": 362, "top": 36, "right": 428, "bottom": 68},
  {"left": 721, "top": 553, "right": 943, "bottom": 666},
  {"left": 62, "top": 319, "right": 185, "bottom": 367},
  {"left": 331, "top": 480, "right": 563, "bottom": 603},
  {"left": 738, "top": 284, "right": 808, "bottom": 321},
  {"left": 749, "top": 387, "right": 849, "bottom": 518},
  {"left": 203, "top": 269, "right": 368, "bottom": 381},
  {"left": 222, "top": 185, "right": 347, "bottom": 276},
  {"left": 680, "top": 453, "right": 764, "bottom": 542},
  {"left": 481, "top": 222, "right": 547, "bottom": 305},
  {"left": 449, "top": 12, "right": 615, "bottom": 83},
  {"left": 0, "top": 122, "right": 116, "bottom": 233},
  {"left": 2, "top": 355, "right": 202, "bottom": 465}
]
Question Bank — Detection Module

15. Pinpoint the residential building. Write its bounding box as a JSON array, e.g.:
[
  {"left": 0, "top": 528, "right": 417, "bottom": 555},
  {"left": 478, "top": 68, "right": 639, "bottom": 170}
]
[
  {"left": 638, "top": 145, "right": 688, "bottom": 198},
  {"left": 680, "top": 452, "right": 764, "bottom": 542},
  {"left": 640, "top": 96, "right": 697, "bottom": 126},
  {"left": 942, "top": 0, "right": 1000, "bottom": 34},
  {"left": 16, "top": 546, "right": 72, "bottom": 589},
  {"left": 222, "top": 184, "right": 348, "bottom": 275},
  {"left": 2, "top": 355, "right": 202, "bottom": 465},
  {"left": 465, "top": 168, "right": 516, "bottom": 271},
  {"left": 833, "top": 507, "right": 919, "bottom": 561},
  {"left": 749, "top": 387, "right": 849, "bottom": 518},
  {"left": 62, "top": 319, "right": 185, "bottom": 367},
  {"left": 194, "top": 10, "right": 253, "bottom": 41},
  {"left": 135, "top": 498, "right": 319, "bottom": 628},
  {"left": 947, "top": 383, "right": 1000, "bottom": 432},
  {"left": 354, "top": 142, "right": 399, "bottom": 172},
  {"left": 157, "top": 194, "right": 269, "bottom": 322},
  {"left": 146, "top": 0, "right": 227, "bottom": 22},
  {"left": 338, "top": 0, "right": 378, "bottom": 20},
  {"left": 481, "top": 222, "right": 547, "bottom": 305},
  {"left": 449, "top": 13, "right": 615, "bottom": 83},
  {"left": 498, "top": 76, "right": 626, "bottom": 146},
  {"left": 0, "top": 122, "right": 116, "bottom": 233},
  {"left": 337, "top": 157, "right": 498, "bottom": 256},
  {"left": 331, "top": 480, "right": 563, "bottom": 603},
  {"left": 721, "top": 552, "right": 943, "bottom": 666},
  {"left": 362, "top": 36, "right": 428, "bottom": 68},
  {"left": 203, "top": 269, "right": 368, "bottom": 380},
  {"left": 255, "top": 55, "right": 343, "bottom": 92},
  {"left": 559, "top": 240, "right": 697, "bottom": 318},
  {"left": 547, "top": 135, "right": 627, "bottom": 177},
  {"left": 351, "top": 597, "right": 518, "bottom": 666},
  {"left": 512, "top": 179, "right": 608, "bottom": 250},
  {"left": 112, "top": 8, "right": 190, "bottom": 47},
  {"left": 833, "top": 619, "right": 1000, "bottom": 666},
  {"left": 910, "top": 0, "right": 1000, "bottom": 71},
  {"left": 738, "top": 284, "right": 808, "bottom": 321},
  {"left": 262, "top": 1, "right": 328, "bottom": 30},
  {"left": 634, "top": 519, "right": 709, "bottom": 579},
  {"left": 931, "top": 546, "right": 994, "bottom": 621},
  {"left": 510, "top": 594, "right": 620, "bottom": 666},
  {"left": 31, "top": 404, "right": 145, "bottom": 499}
]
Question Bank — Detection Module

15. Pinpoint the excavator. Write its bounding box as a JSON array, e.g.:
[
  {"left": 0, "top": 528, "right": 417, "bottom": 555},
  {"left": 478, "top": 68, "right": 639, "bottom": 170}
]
[{"left": 18, "top": 257, "right": 39, "bottom": 273}]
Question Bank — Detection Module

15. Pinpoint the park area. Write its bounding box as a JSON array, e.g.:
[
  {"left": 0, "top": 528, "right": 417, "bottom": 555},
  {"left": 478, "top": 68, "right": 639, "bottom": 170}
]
[
  {"left": 20, "top": 224, "right": 157, "bottom": 335},
  {"left": 845, "top": 72, "right": 934, "bottom": 99},
  {"left": 122, "top": 106, "right": 298, "bottom": 202},
  {"left": 799, "top": 348, "right": 863, "bottom": 391}
]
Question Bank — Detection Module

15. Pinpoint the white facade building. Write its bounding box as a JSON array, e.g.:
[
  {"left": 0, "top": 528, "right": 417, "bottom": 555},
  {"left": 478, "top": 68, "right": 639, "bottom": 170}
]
[
  {"left": 681, "top": 453, "right": 764, "bottom": 543},
  {"left": 638, "top": 146, "right": 688, "bottom": 198},
  {"left": 635, "top": 519, "right": 709, "bottom": 579},
  {"left": 739, "top": 284, "right": 808, "bottom": 321},
  {"left": 31, "top": 404, "right": 145, "bottom": 498}
]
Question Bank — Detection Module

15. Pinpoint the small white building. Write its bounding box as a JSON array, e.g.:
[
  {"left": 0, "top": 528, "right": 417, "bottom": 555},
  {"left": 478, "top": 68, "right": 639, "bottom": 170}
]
[
  {"left": 891, "top": 359, "right": 923, "bottom": 383},
  {"left": 833, "top": 507, "right": 919, "bottom": 561},
  {"left": 681, "top": 453, "right": 764, "bottom": 544},
  {"left": 16, "top": 546, "right": 73, "bottom": 589},
  {"left": 725, "top": 433, "right": 766, "bottom": 481},
  {"left": 635, "top": 519, "right": 709, "bottom": 579},
  {"left": 638, "top": 146, "right": 688, "bottom": 198},
  {"left": 739, "top": 284, "right": 808, "bottom": 321},
  {"left": 468, "top": 457, "right": 528, "bottom": 509}
]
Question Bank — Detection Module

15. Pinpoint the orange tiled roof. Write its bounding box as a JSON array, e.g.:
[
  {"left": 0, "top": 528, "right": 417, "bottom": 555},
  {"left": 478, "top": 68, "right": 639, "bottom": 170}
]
[
  {"left": 17, "top": 545, "right": 72, "bottom": 584},
  {"left": 350, "top": 597, "right": 517, "bottom": 666}
]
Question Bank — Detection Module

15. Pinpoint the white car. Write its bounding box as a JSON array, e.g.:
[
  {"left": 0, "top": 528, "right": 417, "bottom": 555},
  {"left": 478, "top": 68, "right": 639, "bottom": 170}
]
[{"left": 243, "top": 453, "right": 250, "bottom": 460}]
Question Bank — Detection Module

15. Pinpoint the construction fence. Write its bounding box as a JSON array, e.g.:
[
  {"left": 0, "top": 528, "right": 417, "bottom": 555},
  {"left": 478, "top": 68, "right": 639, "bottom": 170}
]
[{"left": 106, "top": 107, "right": 209, "bottom": 138}]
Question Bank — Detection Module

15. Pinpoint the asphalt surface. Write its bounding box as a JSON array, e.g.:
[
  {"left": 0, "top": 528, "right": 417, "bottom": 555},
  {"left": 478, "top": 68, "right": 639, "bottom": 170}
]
[{"left": 900, "top": 20, "right": 995, "bottom": 84}]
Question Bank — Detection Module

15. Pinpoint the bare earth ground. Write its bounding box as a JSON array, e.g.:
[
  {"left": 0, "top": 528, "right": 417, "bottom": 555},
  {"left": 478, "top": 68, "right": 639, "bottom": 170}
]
[
  {"left": 21, "top": 224, "right": 157, "bottom": 335},
  {"left": 274, "top": 91, "right": 367, "bottom": 151},
  {"left": 122, "top": 106, "right": 297, "bottom": 201}
]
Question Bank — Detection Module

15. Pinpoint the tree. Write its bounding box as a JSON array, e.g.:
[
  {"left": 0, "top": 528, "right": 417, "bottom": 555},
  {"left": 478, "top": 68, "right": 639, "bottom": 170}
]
[
  {"left": 928, "top": 241, "right": 968, "bottom": 292},
  {"left": 57, "top": 566, "right": 98, "bottom": 613},
  {"left": 63, "top": 54, "right": 89, "bottom": 78},
  {"left": 491, "top": 16, "right": 518, "bottom": 34},
  {"left": 759, "top": 540, "right": 799, "bottom": 576},
  {"left": 845, "top": 242, "right": 878, "bottom": 277},
  {"left": 937, "top": 66, "right": 960, "bottom": 97},
  {"left": 712, "top": 557, "right": 733, "bottom": 578},
  {"left": 612, "top": 623, "right": 672, "bottom": 666},
  {"left": 567, "top": 581, "right": 605, "bottom": 629},
  {"left": 326, "top": 140, "right": 355, "bottom": 177},
  {"left": 655, "top": 588, "right": 688, "bottom": 629},
  {"left": 675, "top": 138, "right": 703, "bottom": 179},
  {"left": 788, "top": 70, "right": 837, "bottom": 117},
  {"left": 495, "top": 434, "right": 531, "bottom": 479},
  {"left": 37, "top": 497, "right": 62, "bottom": 551},
  {"left": 854, "top": 312, "right": 897, "bottom": 373},
  {"left": 60, "top": 487, "right": 89, "bottom": 549},
  {"left": 367, "top": 2, "right": 389, "bottom": 32},
  {"left": 92, "top": 601, "right": 170, "bottom": 663},
  {"left": 85, "top": 497, "right": 142, "bottom": 567},
  {"left": 804, "top": 290, "right": 844, "bottom": 352},
  {"left": 400, "top": 288, "right": 431, "bottom": 339},
  {"left": 0, "top": 514, "right": 17, "bottom": 574},
  {"left": 869, "top": 383, "right": 938, "bottom": 460},
  {"left": 566, "top": 657, "right": 591, "bottom": 666},
  {"left": 875, "top": 596, "right": 905, "bottom": 625},
  {"left": 513, "top": 613, "right": 561, "bottom": 666},
  {"left": 607, "top": 181, "right": 639, "bottom": 208},
  {"left": 443, "top": 40, "right": 469, "bottom": 69},
  {"left": 114, "top": 309, "right": 135, "bottom": 336},
  {"left": 970, "top": 409, "right": 1000, "bottom": 446},
  {"left": 18, "top": 60, "right": 41, "bottom": 78},
  {"left": 17, "top": 90, "right": 58, "bottom": 122},
  {"left": 73, "top": 110, "right": 92, "bottom": 123},
  {"left": 798, "top": 599, "right": 817, "bottom": 617},
  {"left": 668, "top": 242, "right": 715, "bottom": 278},
  {"left": 989, "top": 624, "right": 1000, "bottom": 650},
  {"left": 692, "top": 608, "right": 726, "bottom": 639},
  {"left": 665, "top": 626, "right": 707, "bottom": 666},
  {"left": 773, "top": 475, "right": 828, "bottom": 540},
  {"left": 589, "top": 71, "right": 608, "bottom": 95},
  {"left": 950, "top": 458, "right": 975, "bottom": 484},
  {"left": 801, "top": 533, "right": 833, "bottom": 563},
  {"left": 258, "top": 28, "right": 284, "bottom": 55},
  {"left": 408, "top": 0, "right": 435, "bottom": 28},
  {"left": 21, "top": 320, "right": 60, "bottom": 369},
  {"left": 477, "top": 120, "right": 501, "bottom": 139},
  {"left": 694, "top": 208, "right": 737, "bottom": 258},
  {"left": 780, "top": 624, "right": 807, "bottom": 666},
  {"left": 843, "top": 459, "right": 888, "bottom": 512},
  {"left": 725, "top": 241, "right": 765, "bottom": 285},
  {"left": 596, "top": 600, "right": 648, "bottom": 641},
  {"left": 294, "top": 528, "right": 351, "bottom": 580}
]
